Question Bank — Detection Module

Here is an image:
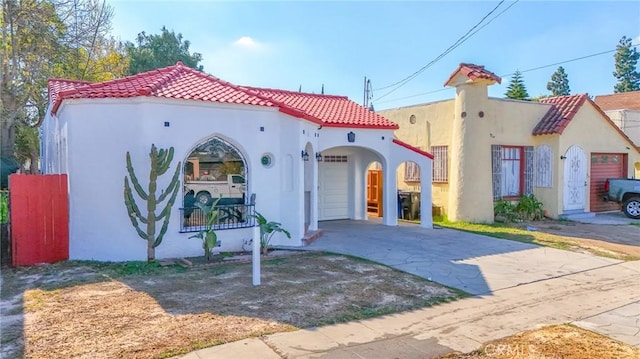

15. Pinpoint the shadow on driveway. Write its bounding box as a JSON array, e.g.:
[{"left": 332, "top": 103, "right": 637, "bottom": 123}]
[{"left": 302, "top": 220, "right": 621, "bottom": 296}]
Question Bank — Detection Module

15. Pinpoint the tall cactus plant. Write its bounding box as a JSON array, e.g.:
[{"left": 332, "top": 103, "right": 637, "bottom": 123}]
[{"left": 124, "top": 144, "right": 181, "bottom": 261}]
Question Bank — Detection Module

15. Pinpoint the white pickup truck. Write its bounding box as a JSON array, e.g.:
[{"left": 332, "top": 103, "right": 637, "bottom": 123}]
[{"left": 185, "top": 174, "right": 245, "bottom": 205}]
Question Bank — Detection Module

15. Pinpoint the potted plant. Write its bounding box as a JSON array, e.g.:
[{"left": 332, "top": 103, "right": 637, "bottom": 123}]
[{"left": 251, "top": 211, "right": 291, "bottom": 255}]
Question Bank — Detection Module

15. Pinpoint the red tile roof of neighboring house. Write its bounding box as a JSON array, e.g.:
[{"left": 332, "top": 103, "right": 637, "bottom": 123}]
[
  {"left": 48, "top": 62, "right": 397, "bottom": 129},
  {"left": 444, "top": 63, "right": 502, "bottom": 86},
  {"left": 533, "top": 94, "right": 587, "bottom": 135},
  {"left": 242, "top": 86, "right": 398, "bottom": 129},
  {"left": 593, "top": 91, "right": 640, "bottom": 111}
]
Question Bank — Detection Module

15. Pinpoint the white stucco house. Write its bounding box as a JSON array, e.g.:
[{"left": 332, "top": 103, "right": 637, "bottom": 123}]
[{"left": 40, "top": 62, "right": 433, "bottom": 261}]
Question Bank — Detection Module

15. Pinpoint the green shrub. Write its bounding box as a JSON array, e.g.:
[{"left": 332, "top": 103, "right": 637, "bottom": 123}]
[
  {"left": 0, "top": 192, "right": 8, "bottom": 224},
  {"left": 515, "top": 194, "right": 544, "bottom": 221},
  {"left": 494, "top": 199, "right": 517, "bottom": 221},
  {"left": 494, "top": 195, "right": 544, "bottom": 222}
]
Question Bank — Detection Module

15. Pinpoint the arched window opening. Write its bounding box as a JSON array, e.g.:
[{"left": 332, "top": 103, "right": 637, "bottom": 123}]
[{"left": 181, "top": 137, "right": 252, "bottom": 232}]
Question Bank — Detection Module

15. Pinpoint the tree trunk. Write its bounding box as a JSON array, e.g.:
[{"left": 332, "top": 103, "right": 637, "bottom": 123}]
[{"left": 0, "top": 121, "right": 16, "bottom": 161}]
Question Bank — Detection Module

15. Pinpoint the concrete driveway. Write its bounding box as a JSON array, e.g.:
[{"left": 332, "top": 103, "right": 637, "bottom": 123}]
[{"left": 304, "top": 220, "right": 621, "bottom": 295}]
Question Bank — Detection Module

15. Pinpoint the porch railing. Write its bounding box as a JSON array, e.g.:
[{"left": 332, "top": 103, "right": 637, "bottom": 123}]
[{"left": 179, "top": 203, "right": 256, "bottom": 232}]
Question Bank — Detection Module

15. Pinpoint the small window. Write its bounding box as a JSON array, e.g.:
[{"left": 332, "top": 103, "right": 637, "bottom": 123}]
[
  {"left": 404, "top": 161, "right": 420, "bottom": 182},
  {"left": 324, "top": 155, "right": 348, "bottom": 163},
  {"left": 431, "top": 145, "right": 448, "bottom": 183},
  {"left": 535, "top": 145, "right": 552, "bottom": 188}
]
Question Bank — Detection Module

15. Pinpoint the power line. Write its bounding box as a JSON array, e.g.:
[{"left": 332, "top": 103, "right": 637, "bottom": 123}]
[
  {"left": 374, "top": 0, "right": 508, "bottom": 92},
  {"left": 373, "top": 0, "right": 519, "bottom": 102},
  {"left": 377, "top": 43, "right": 639, "bottom": 106}
]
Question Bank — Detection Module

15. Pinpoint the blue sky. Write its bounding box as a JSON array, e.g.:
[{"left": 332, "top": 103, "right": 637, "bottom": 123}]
[{"left": 109, "top": 1, "right": 640, "bottom": 110}]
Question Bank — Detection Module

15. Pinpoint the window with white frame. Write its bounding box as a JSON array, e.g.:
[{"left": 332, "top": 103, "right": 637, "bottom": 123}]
[
  {"left": 431, "top": 145, "right": 448, "bottom": 183},
  {"left": 535, "top": 145, "right": 552, "bottom": 188}
]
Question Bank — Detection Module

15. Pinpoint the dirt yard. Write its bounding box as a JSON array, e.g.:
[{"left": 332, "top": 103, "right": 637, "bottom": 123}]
[
  {"left": 441, "top": 324, "right": 640, "bottom": 359},
  {"left": 0, "top": 252, "right": 460, "bottom": 359},
  {"left": 515, "top": 219, "right": 640, "bottom": 259}
]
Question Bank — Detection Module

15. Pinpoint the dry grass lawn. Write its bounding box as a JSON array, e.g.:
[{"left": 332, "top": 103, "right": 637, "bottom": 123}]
[
  {"left": 441, "top": 324, "right": 640, "bottom": 359},
  {"left": 1, "top": 252, "right": 460, "bottom": 358}
]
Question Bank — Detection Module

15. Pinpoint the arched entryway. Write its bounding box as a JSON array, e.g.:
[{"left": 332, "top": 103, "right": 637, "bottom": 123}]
[{"left": 317, "top": 146, "right": 385, "bottom": 222}]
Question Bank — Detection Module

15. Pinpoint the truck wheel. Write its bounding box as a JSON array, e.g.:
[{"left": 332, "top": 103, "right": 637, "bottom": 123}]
[
  {"left": 622, "top": 197, "right": 640, "bottom": 219},
  {"left": 196, "top": 192, "right": 212, "bottom": 206}
]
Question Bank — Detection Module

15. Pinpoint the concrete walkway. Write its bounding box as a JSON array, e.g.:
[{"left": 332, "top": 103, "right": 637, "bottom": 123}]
[{"left": 181, "top": 221, "right": 640, "bottom": 358}]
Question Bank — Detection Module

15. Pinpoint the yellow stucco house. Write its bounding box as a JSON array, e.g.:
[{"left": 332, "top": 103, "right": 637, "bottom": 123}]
[{"left": 380, "top": 63, "right": 640, "bottom": 223}]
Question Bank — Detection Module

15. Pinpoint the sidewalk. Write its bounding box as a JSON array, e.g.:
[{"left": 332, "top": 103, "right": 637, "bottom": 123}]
[{"left": 181, "top": 260, "right": 640, "bottom": 358}]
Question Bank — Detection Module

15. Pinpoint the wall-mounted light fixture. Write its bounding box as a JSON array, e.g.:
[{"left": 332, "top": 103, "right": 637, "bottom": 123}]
[
  {"left": 347, "top": 131, "right": 356, "bottom": 143},
  {"left": 316, "top": 152, "right": 323, "bottom": 162},
  {"left": 560, "top": 155, "right": 567, "bottom": 160},
  {"left": 301, "top": 150, "right": 309, "bottom": 161}
]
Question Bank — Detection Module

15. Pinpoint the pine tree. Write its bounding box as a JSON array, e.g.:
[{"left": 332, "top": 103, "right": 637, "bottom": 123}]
[
  {"left": 546, "top": 66, "right": 570, "bottom": 96},
  {"left": 613, "top": 36, "right": 640, "bottom": 93},
  {"left": 505, "top": 71, "right": 530, "bottom": 100}
]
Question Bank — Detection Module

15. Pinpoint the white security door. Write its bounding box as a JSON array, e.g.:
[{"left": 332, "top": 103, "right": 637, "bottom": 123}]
[
  {"left": 563, "top": 145, "right": 587, "bottom": 211},
  {"left": 318, "top": 156, "right": 349, "bottom": 220}
]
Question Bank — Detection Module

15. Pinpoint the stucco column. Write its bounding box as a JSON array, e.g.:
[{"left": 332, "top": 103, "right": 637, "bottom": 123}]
[
  {"left": 448, "top": 84, "right": 495, "bottom": 223},
  {"left": 309, "top": 156, "right": 319, "bottom": 230},
  {"left": 420, "top": 159, "right": 433, "bottom": 228},
  {"left": 383, "top": 160, "right": 398, "bottom": 226}
]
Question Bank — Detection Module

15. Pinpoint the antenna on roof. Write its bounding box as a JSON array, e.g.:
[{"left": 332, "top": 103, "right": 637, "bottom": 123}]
[
  {"left": 321, "top": 84, "right": 324, "bottom": 94},
  {"left": 298, "top": 85, "right": 302, "bottom": 92}
]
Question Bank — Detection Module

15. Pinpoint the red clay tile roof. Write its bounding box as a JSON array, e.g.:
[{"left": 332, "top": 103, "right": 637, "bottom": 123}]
[
  {"left": 48, "top": 79, "right": 92, "bottom": 104},
  {"left": 242, "top": 86, "right": 398, "bottom": 129},
  {"left": 534, "top": 94, "right": 639, "bottom": 152},
  {"left": 593, "top": 91, "right": 640, "bottom": 111},
  {"left": 48, "top": 62, "right": 397, "bottom": 129},
  {"left": 533, "top": 94, "right": 587, "bottom": 135},
  {"left": 392, "top": 139, "right": 434, "bottom": 159},
  {"left": 49, "top": 63, "right": 277, "bottom": 114},
  {"left": 444, "top": 63, "right": 502, "bottom": 86}
]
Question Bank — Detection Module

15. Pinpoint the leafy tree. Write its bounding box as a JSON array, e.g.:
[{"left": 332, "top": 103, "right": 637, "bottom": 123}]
[
  {"left": 546, "top": 66, "right": 570, "bottom": 96},
  {"left": 505, "top": 70, "right": 529, "bottom": 100},
  {"left": 1, "top": 0, "right": 121, "bottom": 172},
  {"left": 125, "top": 26, "right": 203, "bottom": 75},
  {"left": 613, "top": 36, "right": 640, "bottom": 93}
]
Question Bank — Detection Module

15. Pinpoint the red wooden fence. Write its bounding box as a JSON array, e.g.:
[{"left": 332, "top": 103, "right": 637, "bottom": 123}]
[{"left": 9, "top": 174, "right": 69, "bottom": 266}]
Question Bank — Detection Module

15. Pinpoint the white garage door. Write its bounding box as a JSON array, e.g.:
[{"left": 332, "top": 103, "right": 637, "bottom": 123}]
[{"left": 319, "top": 155, "right": 349, "bottom": 220}]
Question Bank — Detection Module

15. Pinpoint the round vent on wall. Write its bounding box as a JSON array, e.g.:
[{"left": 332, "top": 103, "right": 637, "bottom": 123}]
[
  {"left": 261, "top": 153, "right": 274, "bottom": 168},
  {"left": 409, "top": 114, "right": 417, "bottom": 124}
]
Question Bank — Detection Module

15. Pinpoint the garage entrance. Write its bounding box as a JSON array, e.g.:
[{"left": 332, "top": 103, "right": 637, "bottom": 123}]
[
  {"left": 590, "top": 153, "right": 626, "bottom": 212},
  {"left": 318, "top": 155, "right": 349, "bottom": 220}
]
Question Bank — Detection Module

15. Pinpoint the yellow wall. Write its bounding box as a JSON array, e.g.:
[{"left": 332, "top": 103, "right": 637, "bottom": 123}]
[
  {"left": 557, "top": 102, "right": 640, "bottom": 215},
  {"left": 382, "top": 87, "right": 640, "bottom": 222},
  {"left": 382, "top": 99, "right": 454, "bottom": 214}
]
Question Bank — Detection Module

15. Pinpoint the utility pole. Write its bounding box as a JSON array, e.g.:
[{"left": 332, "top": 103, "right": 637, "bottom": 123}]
[{"left": 363, "top": 77, "right": 373, "bottom": 108}]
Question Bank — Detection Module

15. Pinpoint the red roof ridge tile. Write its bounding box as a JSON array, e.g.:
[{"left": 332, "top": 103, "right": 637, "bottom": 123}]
[
  {"left": 444, "top": 63, "right": 502, "bottom": 86},
  {"left": 242, "top": 85, "right": 349, "bottom": 99}
]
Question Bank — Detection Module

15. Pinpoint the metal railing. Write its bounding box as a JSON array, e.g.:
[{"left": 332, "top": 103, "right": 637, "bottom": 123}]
[{"left": 179, "top": 203, "right": 255, "bottom": 233}]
